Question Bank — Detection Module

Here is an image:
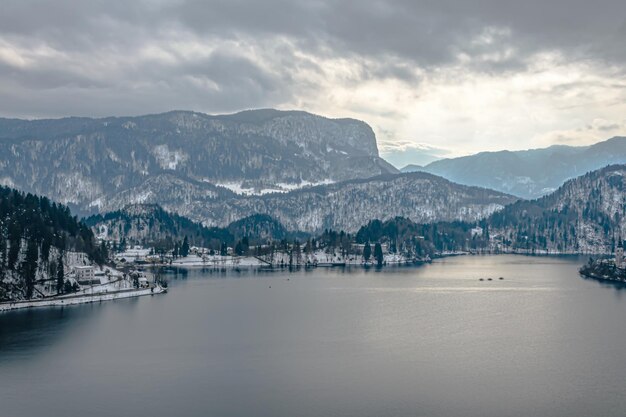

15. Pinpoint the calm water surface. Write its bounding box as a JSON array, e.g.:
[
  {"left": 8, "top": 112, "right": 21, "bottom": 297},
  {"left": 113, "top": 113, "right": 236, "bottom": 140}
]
[{"left": 2, "top": 255, "right": 626, "bottom": 417}]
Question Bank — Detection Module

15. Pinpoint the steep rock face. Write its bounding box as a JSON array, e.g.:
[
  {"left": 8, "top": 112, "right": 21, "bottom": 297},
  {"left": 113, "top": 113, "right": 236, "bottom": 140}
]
[
  {"left": 419, "top": 137, "right": 626, "bottom": 199},
  {"left": 489, "top": 165, "right": 626, "bottom": 253},
  {"left": 0, "top": 109, "right": 397, "bottom": 213},
  {"left": 109, "top": 172, "right": 516, "bottom": 233}
]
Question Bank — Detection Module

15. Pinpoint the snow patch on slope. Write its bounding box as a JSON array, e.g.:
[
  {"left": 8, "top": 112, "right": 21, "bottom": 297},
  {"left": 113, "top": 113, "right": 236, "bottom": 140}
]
[
  {"left": 152, "top": 145, "right": 188, "bottom": 170},
  {"left": 213, "top": 179, "right": 335, "bottom": 196}
]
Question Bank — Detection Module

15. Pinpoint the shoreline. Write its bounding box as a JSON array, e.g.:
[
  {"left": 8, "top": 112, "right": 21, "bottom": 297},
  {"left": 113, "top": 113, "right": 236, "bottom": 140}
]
[
  {"left": 157, "top": 250, "right": 596, "bottom": 270},
  {"left": 579, "top": 267, "right": 626, "bottom": 285},
  {"left": 0, "top": 285, "right": 166, "bottom": 313}
]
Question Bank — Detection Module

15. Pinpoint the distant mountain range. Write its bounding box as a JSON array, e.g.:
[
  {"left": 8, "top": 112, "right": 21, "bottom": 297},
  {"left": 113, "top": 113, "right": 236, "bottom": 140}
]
[
  {"left": 0, "top": 109, "right": 517, "bottom": 231},
  {"left": 4, "top": 109, "right": 624, "bottom": 235},
  {"left": 0, "top": 109, "right": 397, "bottom": 214},
  {"left": 404, "top": 137, "right": 626, "bottom": 199}
]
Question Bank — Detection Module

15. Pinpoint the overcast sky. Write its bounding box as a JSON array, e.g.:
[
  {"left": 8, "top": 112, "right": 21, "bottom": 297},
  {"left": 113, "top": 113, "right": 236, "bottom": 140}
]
[{"left": 1, "top": 0, "right": 625, "bottom": 166}]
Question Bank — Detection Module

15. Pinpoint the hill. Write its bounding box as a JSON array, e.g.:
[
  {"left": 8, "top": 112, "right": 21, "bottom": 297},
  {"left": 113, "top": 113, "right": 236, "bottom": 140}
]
[
  {"left": 0, "top": 186, "right": 104, "bottom": 301},
  {"left": 488, "top": 164, "right": 626, "bottom": 253},
  {"left": 85, "top": 204, "right": 297, "bottom": 250},
  {"left": 136, "top": 171, "right": 517, "bottom": 234},
  {"left": 353, "top": 165, "right": 626, "bottom": 255}
]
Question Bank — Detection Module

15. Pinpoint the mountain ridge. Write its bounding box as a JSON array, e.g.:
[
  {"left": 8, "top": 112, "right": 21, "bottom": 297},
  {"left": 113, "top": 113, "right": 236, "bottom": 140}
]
[
  {"left": 0, "top": 109, "right": 398, "bottom": 214},
  {"left": 413, "top": 136, "right": 626, "bottom": 198},
  {"left": 110, "top": 170, "right": 518, "bottom": 234}
]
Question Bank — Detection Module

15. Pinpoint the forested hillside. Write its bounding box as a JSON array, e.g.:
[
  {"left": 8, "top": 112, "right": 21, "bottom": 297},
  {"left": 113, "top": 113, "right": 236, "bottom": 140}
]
[
  {"left": 125, "top": 171, "right": 516, "bottom": 233},
  {"left": 353, "top": 165, "right": 626, "bottom": 255},
  {"left": 489, "top": 164, "right": 626, "bottom": 253},
  {"left": 0, "top": 187, "right": 105, "bottom": 301},
  {"left": 85, "top": 204, "right": 298, "bottom": 251}
]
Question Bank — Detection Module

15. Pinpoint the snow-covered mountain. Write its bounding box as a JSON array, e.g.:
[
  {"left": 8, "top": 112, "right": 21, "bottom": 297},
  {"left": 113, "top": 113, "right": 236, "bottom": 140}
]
[
  {"left": 98, "top": 172, "right": 517, "bottom": 234},
  {"left": 0, "top": 109, "right": 397, "bottom": 213},
  {"left": 416, "top": 137, "right": 626, "bottom": 199}
]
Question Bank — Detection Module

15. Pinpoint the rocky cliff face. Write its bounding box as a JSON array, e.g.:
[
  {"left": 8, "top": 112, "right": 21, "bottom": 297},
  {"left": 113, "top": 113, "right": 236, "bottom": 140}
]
[{"left": 0, "top": 109, "right": 397, "bottom": 213}]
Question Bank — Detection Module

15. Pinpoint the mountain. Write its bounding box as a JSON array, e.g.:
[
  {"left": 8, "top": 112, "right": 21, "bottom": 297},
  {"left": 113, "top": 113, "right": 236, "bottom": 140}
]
[
  {"left": 85, "top": 204, "right": 233, "bottom": 249},
  {"left": 417, "top": 137, "right": 626, "bottom": 199},
  {"left": 0, "top": 186, "right": 104, "bottom": 301},
  {"left": 0, "top": 109, "right": 397, "bottom": 214},
  {"left": 488, "top": 164, "right": 626, "bottom": 253},
  {"left": 381, "top": 142, "right": 448, "bottom": 168},
  {"left": 115, "top": 171, "right": 515, "bottom": 234}
]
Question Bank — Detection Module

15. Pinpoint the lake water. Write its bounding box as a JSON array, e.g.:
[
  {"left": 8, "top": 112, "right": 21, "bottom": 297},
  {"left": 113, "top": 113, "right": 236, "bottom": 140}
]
[{"left": 2, "top": 255, "right": 626, "bottom": 417}]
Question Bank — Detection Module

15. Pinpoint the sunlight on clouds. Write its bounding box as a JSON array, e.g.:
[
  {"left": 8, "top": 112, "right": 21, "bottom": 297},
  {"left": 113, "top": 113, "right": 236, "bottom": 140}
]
[{"left": 309, "top": 51, "right": 626, "bottom": 157}]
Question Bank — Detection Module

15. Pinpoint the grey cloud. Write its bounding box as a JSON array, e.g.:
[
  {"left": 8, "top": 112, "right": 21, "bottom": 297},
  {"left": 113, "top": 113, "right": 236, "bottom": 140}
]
[
  {"left": 5, "top": 1, "right": 626, "bottom": 65},
  {"left": 0, "top": 0, "right": 625, "bottom": 119},
  {"left": 0, "top": 45, "right": 292, "bottom": 118}
]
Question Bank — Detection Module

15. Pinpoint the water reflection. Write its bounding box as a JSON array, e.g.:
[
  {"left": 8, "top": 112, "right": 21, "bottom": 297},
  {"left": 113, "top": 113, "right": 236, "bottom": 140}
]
[
  {"left": 580, "top": 274, "right": 626, "bottom": 298},
  {"left": 0, "top": 305, "right": 99, "bottom": 359}
]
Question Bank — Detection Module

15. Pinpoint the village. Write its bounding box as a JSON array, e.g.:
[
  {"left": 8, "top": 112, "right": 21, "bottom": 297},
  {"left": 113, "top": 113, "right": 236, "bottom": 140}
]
[
  {"left": 113, "top": 241, "right": 430, "bottom": 269},
  {"left": 0, "top": 254, "right": 166, "bottom": 312}
]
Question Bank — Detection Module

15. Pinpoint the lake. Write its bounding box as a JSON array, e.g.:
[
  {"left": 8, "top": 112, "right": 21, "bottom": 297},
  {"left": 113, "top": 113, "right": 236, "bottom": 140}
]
[{"left": 2, "top": 255, "right": 626, "bottom": 417}]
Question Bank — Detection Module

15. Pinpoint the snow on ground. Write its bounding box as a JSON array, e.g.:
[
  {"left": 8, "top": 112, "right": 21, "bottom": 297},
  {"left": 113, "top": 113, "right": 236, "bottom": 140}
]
[
  {"left": 116, "top": 247, "right": 151, "bottom": 262},
  {"left": 88, "top": 197, "right": 104, "bottom": 210},
  {"left": 152, "top": 144, "right": 188, "bottom": 170},
  {"left": 115, "top": 248, "right": 416, "bottom": 269},
  {"left": 171, "top": 255, "right": 267, "bottom": 267},
  {"left": 212, "top": 179, "right": 335, "bottom": 196}
]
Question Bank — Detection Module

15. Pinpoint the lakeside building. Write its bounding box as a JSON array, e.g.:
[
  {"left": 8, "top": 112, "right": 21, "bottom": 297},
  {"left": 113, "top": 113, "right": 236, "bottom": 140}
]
[{"left": 74, "top": 266, "right": 96, "bottom": 285}]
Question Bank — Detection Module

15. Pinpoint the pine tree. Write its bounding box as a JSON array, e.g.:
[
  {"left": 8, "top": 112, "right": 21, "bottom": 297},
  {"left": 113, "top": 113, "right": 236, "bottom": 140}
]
[
  {"left": 374, "top": 243, "right": 384, "bottom": 266},
  {"left": 99, "top": 241, "right": 109, "bottom": 263},
  {"left": 363, "top": 241, "right": 372, "bottom": 262},
  {"left": 7, "top": 220, "right": 21, "bottom": 270},
  {"left": 181, "top": 236, "right": 190, "bottom": 257},
  {"left": 22, "top": 239, "right": 39, "bottom": 299}
]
